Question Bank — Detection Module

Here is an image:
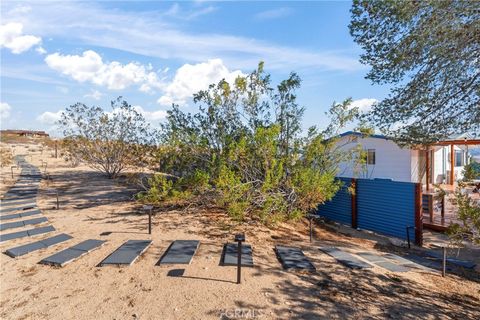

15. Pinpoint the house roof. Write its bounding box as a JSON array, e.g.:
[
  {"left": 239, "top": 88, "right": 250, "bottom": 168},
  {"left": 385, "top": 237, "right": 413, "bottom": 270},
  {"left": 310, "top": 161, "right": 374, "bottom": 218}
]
[
  {"left": 338, "top": 131, "right": 390, "bottom": 140},
  {"left": 338, "top": 131, "right": 480, "bottom": 146}
]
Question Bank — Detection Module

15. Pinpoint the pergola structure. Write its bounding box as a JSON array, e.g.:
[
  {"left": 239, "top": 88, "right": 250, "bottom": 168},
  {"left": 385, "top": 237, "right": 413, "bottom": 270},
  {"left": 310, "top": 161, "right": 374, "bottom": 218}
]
[{"left": 425, "top": 137, "right": 480, "bottom": 191}]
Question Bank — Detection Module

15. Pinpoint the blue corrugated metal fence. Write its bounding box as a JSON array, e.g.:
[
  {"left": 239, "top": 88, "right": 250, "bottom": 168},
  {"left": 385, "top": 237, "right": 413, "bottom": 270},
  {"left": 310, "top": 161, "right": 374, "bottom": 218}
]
[
  {"left": 356, "top": 179, "right": 415, "bottom": 240},
  {"left": 317, "top": 177, "right": 419, "bottom": 243},
  {"left": 317, "top": 177, "right": 352, "bottom": 226}
]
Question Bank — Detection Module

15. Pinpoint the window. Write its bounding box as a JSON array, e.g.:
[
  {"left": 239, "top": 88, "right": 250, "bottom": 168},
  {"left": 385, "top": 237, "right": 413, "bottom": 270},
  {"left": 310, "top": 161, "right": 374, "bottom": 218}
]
[
  {"left": 367, "top": 149, "right": 376, "bottom": 165},
  {"left": 455, "top": 150, "right": 464, "bottom": 167}
]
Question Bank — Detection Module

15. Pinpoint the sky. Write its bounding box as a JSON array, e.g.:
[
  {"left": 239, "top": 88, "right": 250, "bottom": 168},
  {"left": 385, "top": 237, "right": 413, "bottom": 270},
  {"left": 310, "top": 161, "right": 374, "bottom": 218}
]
[{"left": 0, "top": 0, "right": 391, "bottom": 135}]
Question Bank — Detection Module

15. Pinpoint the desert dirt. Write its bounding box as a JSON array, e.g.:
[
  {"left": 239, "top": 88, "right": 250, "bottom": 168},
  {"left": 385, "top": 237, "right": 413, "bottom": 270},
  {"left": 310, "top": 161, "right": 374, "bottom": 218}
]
[{"left": 1, "top": 142, "right": 479, "bottom": 320}]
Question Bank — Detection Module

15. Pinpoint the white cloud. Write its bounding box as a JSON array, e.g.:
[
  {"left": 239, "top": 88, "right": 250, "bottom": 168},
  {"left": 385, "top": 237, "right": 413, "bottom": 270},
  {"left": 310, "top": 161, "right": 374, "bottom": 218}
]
[
  {"left": 35, "top": 46, "right": 47, "bottom": 54},
  {"left": 164, "top": 3, "right": 217, "bottom": 20},
  {"left": 7, "top": 5, "right": 32, "bottom": 15},
  {"left": 84, "top": 89, "right": 103, "bottom": 100},
  {"left": 133, "top": 106, "right": 167, "bottom": 122},
  {"left": 158, "top": 59, "right": 243, "bottom": 106},
  {"left": 0, "top": 22, "right": 41, "bottom": 54},
  {"left": 37, "top": 110, "right": 63, "bottom": 125},
  {"left": 350, "top": 98, "right": 378, "bottom": 113},
  {"left": 255, "top": 7, "right": 293, "bottom": 20},
  {"left": 0, "top": 102, "right": 12, "bottom": 119},
  {"left": 45, "top": 50, "right": 163, "bottom": 91},
  {"left": 2, "top": 1, "right": 362, "bottom": 72}
]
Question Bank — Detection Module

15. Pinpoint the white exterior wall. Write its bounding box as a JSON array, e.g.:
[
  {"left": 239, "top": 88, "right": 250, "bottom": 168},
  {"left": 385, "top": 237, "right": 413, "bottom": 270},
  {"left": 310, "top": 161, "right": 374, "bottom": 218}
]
[
  {"left": 431, "top": 145, "right": 467, "bottom": 183},
  {"left": 336, "top": 134, "right": 469, "bottom": 184},
  {"left": 410, "top": 150, "right": 422, "bottom": 183},
  {"left": 432, "top": 147, "right": 446, "bottom": 184},
  {"left": 336, "top": 136, "right": 413, "bottom": 182}
]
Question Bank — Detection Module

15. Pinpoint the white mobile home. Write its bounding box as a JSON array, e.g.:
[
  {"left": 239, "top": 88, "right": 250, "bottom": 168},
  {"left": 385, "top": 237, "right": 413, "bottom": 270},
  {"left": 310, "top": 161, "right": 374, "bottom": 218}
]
[{"left": 336, "top": 131, "right": 471, "bottom": 186}]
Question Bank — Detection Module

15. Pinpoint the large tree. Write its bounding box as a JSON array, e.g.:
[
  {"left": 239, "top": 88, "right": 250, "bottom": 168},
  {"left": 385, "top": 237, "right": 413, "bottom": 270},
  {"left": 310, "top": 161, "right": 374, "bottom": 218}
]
[
  {"left": 350, "top": 0, "right": 480, "bottom": 143},
  {"left": 138, "top": 63, "right": 363, "bottom": 224}
]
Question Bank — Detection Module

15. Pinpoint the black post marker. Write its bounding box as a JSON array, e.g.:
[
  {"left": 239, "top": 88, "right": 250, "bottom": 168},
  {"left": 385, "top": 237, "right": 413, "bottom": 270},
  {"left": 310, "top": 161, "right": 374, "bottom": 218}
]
[
  {"left": 442, "top": 247, "right": 447, "bottom": 277},
  {"left": 310, "top": 216, "right": 313, "bottom": 242},
  {"left": 406, "top": 226, "right": 412, "bottom": 249},
  {"left": 148, "top": 210, "right": 152, "bottom": 235},
  {"left": 143, "top": 205, "right": 153, "bottom": 235},
  {"left": 235, "top": 233, "right": 245, "bottom": 284}
]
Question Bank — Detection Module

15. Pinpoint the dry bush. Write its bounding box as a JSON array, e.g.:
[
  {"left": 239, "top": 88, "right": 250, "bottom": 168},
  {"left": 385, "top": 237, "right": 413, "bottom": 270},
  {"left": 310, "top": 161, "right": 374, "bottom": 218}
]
[{"left": 0, "top": 148, "right": 13, "bottom": 167}]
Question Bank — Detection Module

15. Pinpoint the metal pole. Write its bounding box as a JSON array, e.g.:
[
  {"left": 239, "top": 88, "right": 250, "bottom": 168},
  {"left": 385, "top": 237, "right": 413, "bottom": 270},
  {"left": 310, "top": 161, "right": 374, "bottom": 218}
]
[
  {"left": 237, "top": 240, "right": 242, "bottom": 284},
  {"left": 406, "top": 227, "right": 411, "bottom": 249},
  {"left": 148, "top": 209, "right": 152, "bottom": 235},
  {"left": 309, "top": 217, "right": 313, "bottom": 243},
  {"left": 56, "top": 192, "right": 59, "bottom": 210},
  {"left": 442, "top": 247, "right": 446, "bottom": 277}
]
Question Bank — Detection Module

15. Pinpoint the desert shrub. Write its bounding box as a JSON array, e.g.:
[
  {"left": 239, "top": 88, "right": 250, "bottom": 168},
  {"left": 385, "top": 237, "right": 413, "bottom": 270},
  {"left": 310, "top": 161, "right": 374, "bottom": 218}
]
[
  {"left": 136, "top": 174, "right": 174, "bottom": 204},
  {"left": 58, "top": 98, "right": 157, "bottom": 178},
  {"left": 463, "top": 161, "right": 480, "bottom": 181},
  {"left": 150, "top": 62, "right": 362, "bottom": 223},
  {"left": 0, "top": 148, "right": 13, "bottom": 167},
  {"left": 448, "top": 183, "right": 480, "bottom": 245}
]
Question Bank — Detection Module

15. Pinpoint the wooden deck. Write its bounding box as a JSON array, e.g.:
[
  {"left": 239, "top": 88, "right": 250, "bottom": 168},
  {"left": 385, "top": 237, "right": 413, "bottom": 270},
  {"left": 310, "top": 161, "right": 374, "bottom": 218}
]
[{"left": 422, "top": 184, "right": 479, "bottom": 232}]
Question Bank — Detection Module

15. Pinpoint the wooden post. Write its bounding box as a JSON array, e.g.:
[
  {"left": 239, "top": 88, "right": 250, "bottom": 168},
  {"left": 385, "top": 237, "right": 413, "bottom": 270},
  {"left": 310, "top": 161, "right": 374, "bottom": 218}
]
[
  {"left": 450, "top": 143, "right": 455, "bottom": 185},
  {"left": 441, "top": 195, "right": 445, "bottom": 224},
  {"left": 55, "top": 140, "right": 58, "bottom": 158},
  {"left": 425, "top": 148, "right": 430, "bottom": 191},
  {"left": 415, "top": 183, "right": 423, "bottom": 246},
  {"left": 427, "top": 194, "right": 433, "bottom": 223},
  {"left": 431, "top": 149, "right": 434, "bottom": 185},
  {"left": 351, "top": 178, "right": 358, "bottom": 229}
]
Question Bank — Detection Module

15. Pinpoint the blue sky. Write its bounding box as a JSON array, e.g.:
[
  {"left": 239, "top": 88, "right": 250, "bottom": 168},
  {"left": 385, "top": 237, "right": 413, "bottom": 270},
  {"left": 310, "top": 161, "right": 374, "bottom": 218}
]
[{"left": 1, "top": 1, "right": 390, "bottom": 135}]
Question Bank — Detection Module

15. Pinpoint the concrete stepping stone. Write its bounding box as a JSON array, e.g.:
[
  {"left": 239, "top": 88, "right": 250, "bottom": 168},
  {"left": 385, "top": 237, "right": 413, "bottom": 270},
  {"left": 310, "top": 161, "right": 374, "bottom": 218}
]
[
  {"left": 5, "top": 233, "right": 73, "bottom": 258},
  {"left": 100, "top": 240, "right": 152, "bottom": 266},
  {"left": 28, "top": 225, "right": 56, "bottom": 236},
  {"left": 0, "top": 220, "right": 24, "bottom": 231},
  {"left": 0, "top": 204, "right": 37, "bottom": 214},
  {"left": 383, "top": 253, "right": 432, "bottom": 271},
  {"left": 222, "top": 243, "right": 254, "bottom": 267},
  {"left": 6, "top": 190, "right": 37, "bottom": 195},
  {"left": 0, "top": 209, "right": 41, "bottom": 221},
  {"left": 356, "top": 252, "right": 408, "bottom": 272},
  {"left": 0, "top": 213, "right": 21, "bottom": 221},
  {"left": 40, "top": 239, "right": 106, "bottom": 267},
  {"left": 424, "top": 251, "right": 476, "bottom": 269},
  {"left": 275, "top": 245, "right": 316, "bottom": 272},
  {"left": 0, "top": 225, "right": 55, "bottom": 242},
  {"left": 19, "top": 209, "right": 42, "bottom": 219},
  {"left": 8, "top": 187, "right": 37, "bottom": 191},
  {"left": 157, "top": 240, "right": 200, "bottom": 265},
  {"left": 320, "top": 247, "right": 372, "bottom": 269},
  {"left": 0, "top": 217, "right": 48, "bottom": 231},
  {"left": 0, "top": 199, "right": 36, "bottom": 207},
  {"left": 1, "top": 198, "right": 36, "bottom": 205}
]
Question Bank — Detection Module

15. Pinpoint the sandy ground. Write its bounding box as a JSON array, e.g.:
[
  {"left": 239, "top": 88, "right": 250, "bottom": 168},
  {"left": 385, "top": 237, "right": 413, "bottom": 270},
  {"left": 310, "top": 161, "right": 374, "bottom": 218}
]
[{"left": 1, "top": 143, "right": 479, "bottom": 320}]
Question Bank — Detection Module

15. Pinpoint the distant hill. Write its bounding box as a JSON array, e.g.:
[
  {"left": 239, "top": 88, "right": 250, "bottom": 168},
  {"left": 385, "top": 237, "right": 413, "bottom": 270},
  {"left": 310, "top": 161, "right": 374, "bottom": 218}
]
[{"left": 469, "top": 147, "right": 480, "bottom": 162}]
